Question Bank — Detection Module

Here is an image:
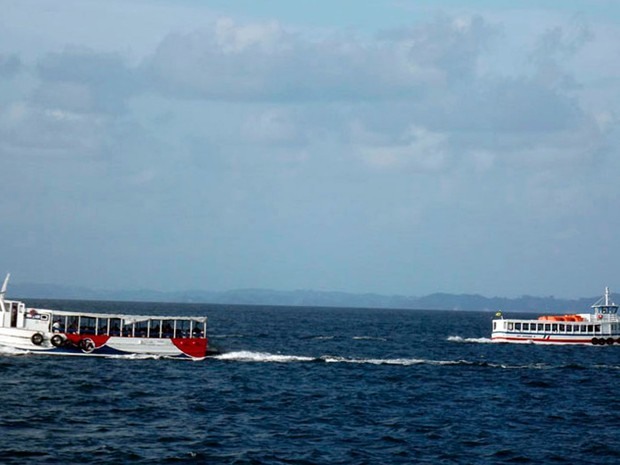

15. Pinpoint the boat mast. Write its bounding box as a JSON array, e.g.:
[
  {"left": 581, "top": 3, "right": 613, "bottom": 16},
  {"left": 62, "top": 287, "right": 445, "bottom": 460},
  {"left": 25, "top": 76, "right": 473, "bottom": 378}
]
[
  {"left": 605, "top": 286, "right": 610, "bottom": 306},
  {"left": 0, "top": 273, "right": 9, "bottom": 313}
]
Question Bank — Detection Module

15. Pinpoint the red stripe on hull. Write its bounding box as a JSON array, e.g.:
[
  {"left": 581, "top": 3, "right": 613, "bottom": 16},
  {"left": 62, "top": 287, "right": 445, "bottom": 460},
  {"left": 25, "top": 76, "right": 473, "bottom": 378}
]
[
  {"left": 171, "top": 337, "right": 208, "bottom": 358},
  {"left": 65, "top": 334, "right": 111, "bottom": 348}
]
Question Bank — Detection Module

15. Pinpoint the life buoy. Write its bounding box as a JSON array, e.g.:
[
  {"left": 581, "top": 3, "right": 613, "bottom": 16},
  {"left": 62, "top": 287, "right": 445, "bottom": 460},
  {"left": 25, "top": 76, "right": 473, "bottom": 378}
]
[
  {"left": 31, "top": 333, "right": 44, "bottom": 345},
  {"left": 51, "top": 335, "right": 65, "bottom": 348},
  {"left": 606, "top": 338, "right": 614, "bottom": 345},
  {"left": 79, "top": 338, "right": 95, "bottom": 353},
  {"left": 597, "top": 314, "right": 603, "bottom": 320},
  {"left": 591, "top": 338, "right": 599, "bottom": 345}
]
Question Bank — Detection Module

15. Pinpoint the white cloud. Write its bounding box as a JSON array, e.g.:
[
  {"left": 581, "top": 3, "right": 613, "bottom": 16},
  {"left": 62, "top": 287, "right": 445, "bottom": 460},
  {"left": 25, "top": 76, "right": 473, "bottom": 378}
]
[
  {"left": 0, "top": 53, "right": 21, "bottom": 78},
  {"left": 241, "top": 108, "right": 304, "bottom": 145},
  {"left": 358, "top": 125, "right": 449, "bottom": 172},
  {"left": 0, "top": 102, "right": 106, "bottom": 158},
  {"left": 1, "top": 2, "right": 620, "bottom": 296}
]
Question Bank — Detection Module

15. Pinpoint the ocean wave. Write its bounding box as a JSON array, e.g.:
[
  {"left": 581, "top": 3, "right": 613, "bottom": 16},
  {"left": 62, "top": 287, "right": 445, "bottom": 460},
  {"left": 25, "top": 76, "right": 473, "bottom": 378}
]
[
  {"left": 212, "top": 334, "right": 248, "bottom": 339},
  {"left": 300, "top": 335, "right": 335, "bottom": 340},
  {"left": 213, "top": 351, "right": 315, "bottom": 363},
  {"left": 211, "top": 351, "right": 557, "bottom": 369},
  {"left": 352, "top": 336, "right": 387, "bottom": 341},
  {"left": 107, "top": 353, "right": 164, "bottom": 360},
  {"left": 447, "top": 335, "right": 495, "bottom": 344},
  {"left": 0, "top": 346, "right": 29, "bottom": 356}
]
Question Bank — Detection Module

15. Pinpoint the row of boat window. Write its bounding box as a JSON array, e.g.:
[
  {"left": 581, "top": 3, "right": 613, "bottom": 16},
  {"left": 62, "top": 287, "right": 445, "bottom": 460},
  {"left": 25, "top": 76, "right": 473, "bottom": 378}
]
[
  {"left": 501, "top": 322, "right": 601, "bottom": 333},
  {"left": 52, "top": 316, "right": 206, "bottom": 338}
]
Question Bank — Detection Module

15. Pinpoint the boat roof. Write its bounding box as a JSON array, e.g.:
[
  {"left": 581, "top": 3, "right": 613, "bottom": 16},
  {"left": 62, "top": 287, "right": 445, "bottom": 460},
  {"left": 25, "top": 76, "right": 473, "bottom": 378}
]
[{"left": 22, "top": 303, "right": 207, "bottom": 324}]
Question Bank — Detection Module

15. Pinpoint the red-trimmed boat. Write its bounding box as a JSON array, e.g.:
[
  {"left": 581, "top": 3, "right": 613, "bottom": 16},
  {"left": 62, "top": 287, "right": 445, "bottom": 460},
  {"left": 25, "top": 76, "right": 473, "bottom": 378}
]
[
  {"left": 492, "top": 287, "right": 620, "bottom": 345},
  {"left": 0, "top": 274, "right": 218, "bottom": 359}
]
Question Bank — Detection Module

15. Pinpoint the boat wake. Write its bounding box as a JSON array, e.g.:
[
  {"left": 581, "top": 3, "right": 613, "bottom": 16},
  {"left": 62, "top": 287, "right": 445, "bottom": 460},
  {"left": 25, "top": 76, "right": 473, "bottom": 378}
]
[
  {"left": 0, "top": 346, "right": 29, "bottom": 356},
  {"left": 447, "top": 336, "right": 495, "bottom": 344},
  {"left": 211, "top": 350, "right": 560, "bottom": 369},
  {"left": 214, "top": 351, "right": 315, "bottom": 363},
  {"left": 2, "top": 345, "right": 617, "bottom": 369}
]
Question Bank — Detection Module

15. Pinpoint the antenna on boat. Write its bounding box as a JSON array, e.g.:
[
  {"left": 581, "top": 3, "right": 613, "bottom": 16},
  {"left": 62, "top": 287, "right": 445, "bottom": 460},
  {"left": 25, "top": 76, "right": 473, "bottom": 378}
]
[
  {"left": 0, "top": 273, "right": 9, "bottom": 299},
  {"left": 0, "top": 274, "right": 9, "bottom": 313},
  {"left": 605, "top": 286, "right": 611, "bottom": 306}
]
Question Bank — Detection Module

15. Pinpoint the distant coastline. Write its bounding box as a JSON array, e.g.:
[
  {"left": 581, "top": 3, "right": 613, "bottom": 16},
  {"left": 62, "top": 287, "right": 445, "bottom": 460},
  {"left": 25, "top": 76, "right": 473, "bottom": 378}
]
[{"left": 10, "top": 282, "right": 601, "bottom": 313}]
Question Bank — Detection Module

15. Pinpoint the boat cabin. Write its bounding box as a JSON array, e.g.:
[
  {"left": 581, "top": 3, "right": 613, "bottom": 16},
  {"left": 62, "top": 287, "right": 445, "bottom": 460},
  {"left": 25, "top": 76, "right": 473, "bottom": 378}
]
[
  {"left": 1, "top": 298, "right": 207, "bottom": 340},
  {"left": 49, "top": 312, "right": 207, "bottom": 339}
]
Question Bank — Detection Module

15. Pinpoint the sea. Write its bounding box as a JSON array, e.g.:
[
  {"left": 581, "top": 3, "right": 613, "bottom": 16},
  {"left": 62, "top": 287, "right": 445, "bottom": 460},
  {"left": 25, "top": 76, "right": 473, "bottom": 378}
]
[{"left": 0, "top": 301, "right": 619, "bottom": 464}]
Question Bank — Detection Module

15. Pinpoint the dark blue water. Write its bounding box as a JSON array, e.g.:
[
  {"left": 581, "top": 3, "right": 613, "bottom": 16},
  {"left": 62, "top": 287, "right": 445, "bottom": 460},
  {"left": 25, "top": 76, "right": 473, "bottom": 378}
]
[{"left": 1, "top": 302, "right": 619, "bottom": 464}]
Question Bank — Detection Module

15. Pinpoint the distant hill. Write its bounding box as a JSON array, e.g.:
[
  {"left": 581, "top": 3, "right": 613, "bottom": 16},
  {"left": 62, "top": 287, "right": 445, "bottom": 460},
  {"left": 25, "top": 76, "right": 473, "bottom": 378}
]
[{"left": 7, "top": 282, "right": 601, "bottom": 313}]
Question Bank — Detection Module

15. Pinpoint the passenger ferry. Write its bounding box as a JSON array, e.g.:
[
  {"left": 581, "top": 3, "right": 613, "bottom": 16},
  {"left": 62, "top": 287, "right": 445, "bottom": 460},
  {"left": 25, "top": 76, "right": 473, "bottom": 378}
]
[
  {"left": 0, "top": 274, "right": 218, "bottom": 359},
  {"left": 492, "top": 287, "right": 620, "bottom": 345}
]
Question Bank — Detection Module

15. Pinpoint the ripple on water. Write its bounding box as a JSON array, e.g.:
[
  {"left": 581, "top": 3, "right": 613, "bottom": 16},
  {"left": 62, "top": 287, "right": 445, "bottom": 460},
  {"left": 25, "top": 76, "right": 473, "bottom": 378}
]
[{"left": 1, "top": 306, "right": 619, "bottom": 464}]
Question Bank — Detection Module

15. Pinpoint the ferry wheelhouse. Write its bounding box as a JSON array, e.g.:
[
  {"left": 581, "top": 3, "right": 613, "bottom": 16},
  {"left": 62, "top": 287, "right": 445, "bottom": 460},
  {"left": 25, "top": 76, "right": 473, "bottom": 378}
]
[
  {"left": 492, "top": 287, "right": 620, "bottom": 345},
  {"left": 0, "top": 274, "right": 218, "bottom": 359}
]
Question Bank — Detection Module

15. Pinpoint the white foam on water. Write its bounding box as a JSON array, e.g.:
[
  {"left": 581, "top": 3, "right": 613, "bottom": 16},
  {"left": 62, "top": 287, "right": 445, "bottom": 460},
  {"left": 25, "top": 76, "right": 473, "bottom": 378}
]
[
  {"left": 352, "top": 336, "right": 387, "bottom": 341},
  {"left": 214, "top": 350, "right": 315, "bottom": 363},
  {"left": 106, "top": 353, "right": 164, "bottom": 360},
  {"left": 0, "top": 346, "right": 29, "bottom": 356},
  {"left": 321, "top": 356, "right": 426, "bottom": 365},
  {"left": 212, "top": 351, "right": 534, "bottom": 368},
  {"left": 447, "top": 335, "right": 495, "bottom": 344}
]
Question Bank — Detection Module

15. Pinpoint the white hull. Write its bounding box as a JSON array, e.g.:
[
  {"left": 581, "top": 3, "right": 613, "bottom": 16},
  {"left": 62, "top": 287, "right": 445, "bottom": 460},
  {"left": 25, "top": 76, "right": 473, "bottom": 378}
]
[
  {"left": 0, "top": 274, "right": 215, "bottom": 359},
  {"left": 0, "top": 327, "right": 212, "bottom": 358},
  {"left": 492, "top": 287, "right": 620, "bottom": 346}
]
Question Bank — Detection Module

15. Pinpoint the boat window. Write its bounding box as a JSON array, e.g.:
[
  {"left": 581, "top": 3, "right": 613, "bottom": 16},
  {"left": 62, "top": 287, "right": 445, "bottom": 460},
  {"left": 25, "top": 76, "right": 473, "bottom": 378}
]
[
  {"left": 515, "top": 323, "right": 521, "bottom": 331},
  {"left": 537, "top": 323, "right": 543, "bottom": 331},
  {"left": 162, "top": 320, "right": 174, "bottom": 337},
  {"left": 135, "top": 320, "right": 148, "bottom": 337},
  {"left": 580, "top": 325, "right": 587, "bottom": 333},
  {"left": 544, "top": 324, "right": 550, "bottom": 332},
  {"left": 110, "top": 318, "right": 121, "bottom": 336},
  {"left": 522, "top": 323, "right": 529, "bottom": 331},
  {"left": 587, "top": 325, "right": 594, "bottom": 333},
  {"left": 66, "top": 316, "right": 79, "bottom": 334},
  {"left": 149, "top": 319, "right": 161, "bottom": 338},
  {"left": 566, "top": 325, "right": 572, "bottom": 332},
  {"left": 559, "top": 324, "right": 565, "bottom": 331},
  {"left": 552, "top": 324, "right": 558, "bottom": 332},
  {"left": 595, "top": 325, "right": 601, "bottom": 333},
  {"left": 122, "top": 321, "right": 134, "bottom": 337},
  {"left": 507, "top": 322, "right": 514, "bottom": 331},
  {"left": 80, "top": 316, "right": 96, "bottom": 335},
  {"left": 176, "top": 319, "right": 190, "bottom": 338},
  {"left": 493, "top": 321, "right": 496, "bottom": 330},
  {"left": 192, "top": 320, "right": 204, "bottom": 338},
  {"left": 97, "top": 318, "right": 109, "bottom": 335}
]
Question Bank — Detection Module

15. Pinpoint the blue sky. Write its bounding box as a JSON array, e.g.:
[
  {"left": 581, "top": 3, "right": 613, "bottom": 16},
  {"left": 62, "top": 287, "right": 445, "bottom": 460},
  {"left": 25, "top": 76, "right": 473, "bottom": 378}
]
[{"left": 1, "top": 0, "right": 619, "bottom": 298}]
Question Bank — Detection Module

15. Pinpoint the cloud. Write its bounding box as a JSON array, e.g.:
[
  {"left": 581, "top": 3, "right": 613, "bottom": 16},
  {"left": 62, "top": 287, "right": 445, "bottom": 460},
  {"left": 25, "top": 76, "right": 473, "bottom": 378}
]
[
  {"left": 35, "top": 48, "right": 139, "bottom": 114},
  {"left": 0, "top": 102, "right": 106, "bottom": 158},
  {"left": 0, "top": 54, "right": 21, "bottom": 78},
  {"left": 356, "top": 124, "right": 449, "bottom": 172},
  {"left": 529, "top": 14, "right": 593, "bottom": 89},
  {"left": 143, "top": 17, "right": 436, "bottom": 102}
]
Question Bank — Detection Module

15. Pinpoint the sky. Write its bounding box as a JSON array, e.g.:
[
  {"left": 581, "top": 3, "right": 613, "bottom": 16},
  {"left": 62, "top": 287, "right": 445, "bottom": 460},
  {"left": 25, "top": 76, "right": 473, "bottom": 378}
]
[{"left": 1, "top": 0, "right": 620, "bottom": 298}]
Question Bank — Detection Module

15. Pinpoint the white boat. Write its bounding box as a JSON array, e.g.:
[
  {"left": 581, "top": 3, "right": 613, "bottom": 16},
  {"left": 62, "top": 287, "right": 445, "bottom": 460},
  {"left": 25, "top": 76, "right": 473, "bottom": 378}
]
[
  {"left": 0, "top": 274, "right": 218, "bottom": 359},
  {"left": 492, "top": 287, "right": 620, "bottom": 345}
]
